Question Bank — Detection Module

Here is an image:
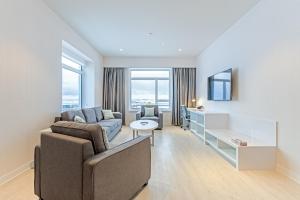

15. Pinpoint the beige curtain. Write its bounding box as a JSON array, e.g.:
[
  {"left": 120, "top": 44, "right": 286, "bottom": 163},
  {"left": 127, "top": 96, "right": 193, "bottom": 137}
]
[
  {"left": 103, "top": 68, "right": 125, "bottom": 124},
  {"left": 172, "top": 68, "right": 196, "bottom": 126}
]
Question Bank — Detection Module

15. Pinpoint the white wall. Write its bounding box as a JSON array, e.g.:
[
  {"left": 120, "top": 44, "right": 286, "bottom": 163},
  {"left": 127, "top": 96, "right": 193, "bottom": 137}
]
[
  {"left": 0, "top": 0, "right": 103, "bottom": 183},
  {"left": 196, "top": 0, "right": 300, "bottom": 183},
  {"left": 104, "top": 56, "right": 196, "bottom": 126},
  {"left": 104, "top": 56, "right": 196, "bottom": 68}
]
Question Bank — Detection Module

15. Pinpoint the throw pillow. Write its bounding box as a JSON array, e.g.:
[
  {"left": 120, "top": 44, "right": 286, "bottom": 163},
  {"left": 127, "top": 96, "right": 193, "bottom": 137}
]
[
  {"left": 102, "top": 110, "right": 115, "bottom": 120},
  {"left": 74, "top": 115, "right": 86, "bottom": 123},
  {"left": 144, "top": 107, "right": 155, "bottom": 117}
]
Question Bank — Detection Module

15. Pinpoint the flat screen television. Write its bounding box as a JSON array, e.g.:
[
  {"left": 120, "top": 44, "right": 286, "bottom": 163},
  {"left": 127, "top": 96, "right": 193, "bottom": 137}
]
[{"left": 208, "top": 68, "right": 232, "bottom": 101}]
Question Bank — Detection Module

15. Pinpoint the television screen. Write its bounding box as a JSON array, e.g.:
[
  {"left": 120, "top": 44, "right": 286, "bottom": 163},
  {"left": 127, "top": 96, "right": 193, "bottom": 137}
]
[{"left": 208, "top": 68, "right": 232, "bottom": 101}]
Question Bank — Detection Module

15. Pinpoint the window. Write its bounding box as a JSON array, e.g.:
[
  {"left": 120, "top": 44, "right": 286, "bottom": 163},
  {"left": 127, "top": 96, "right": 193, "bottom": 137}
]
[
  {"left": 130, "top": 69, "right": 171, "bottom": 110},
  {"left": 62, "top": 56, "right": 83, "bottom": 111}
]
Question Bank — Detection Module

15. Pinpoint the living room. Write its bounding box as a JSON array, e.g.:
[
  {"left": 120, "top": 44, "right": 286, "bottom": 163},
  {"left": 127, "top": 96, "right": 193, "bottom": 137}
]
[{"left": 1, "top": 0, "right": 300, "bottom": 199}]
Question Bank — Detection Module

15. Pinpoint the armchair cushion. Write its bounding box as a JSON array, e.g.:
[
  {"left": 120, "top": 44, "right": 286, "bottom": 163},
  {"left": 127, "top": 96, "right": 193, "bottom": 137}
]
[
  {"left": 50, "top": 121, "right": 108, "bottom": 153},
  {"left": 141, "top": 116, "right": 159, "bottom": 122},
  {"left": 144, "top": 107, "right": 155, "bottom": 117},
  {"left": 141, "top": 105, "right": 159, "bottom": 117}
]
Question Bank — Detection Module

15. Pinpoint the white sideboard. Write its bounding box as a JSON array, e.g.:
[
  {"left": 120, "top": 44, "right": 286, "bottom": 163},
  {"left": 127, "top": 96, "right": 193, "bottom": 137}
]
[{"left": 189, "top": 109, "right": 277, "bottom": 170}]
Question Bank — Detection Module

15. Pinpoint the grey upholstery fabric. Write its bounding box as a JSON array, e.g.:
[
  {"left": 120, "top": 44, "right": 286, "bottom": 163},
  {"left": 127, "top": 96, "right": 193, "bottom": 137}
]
[
  {"left": 61, "top": 110, "right": 86, "bottom": 121},
  {"left": 51, "top": 121, "right": 108, "bottom": 153},
  {"left": 172, "top": 68, "right": 196, "bottom": 126},
  {"left": 34, "top": 146, "right": 41, "bottom": 197},
  {"left": 83, "top": 136, "right": 151, "bottom": 200},
  {"left": 98, "top": 119, "right": 122, "bottom": 141},
  {"left": 34, "top": 132, "right": 151, "bottom": 200},
  {"left": 40, "top": 133, "right": 94, "bottom": 200},
  {"left": 94, "top": 106, "right": 103, "bottom": 122},
  {"left": 137, "top": 105, "right": 163, "bottom": 129},
  {"left": 103, "top": 68, "right": 126, "bottom": 125},
  {"left": 82, "top": 108, "right": 97, "bottom": 123},
  {"left": 141, "top": 116, "right": 159, "bottom": 121},
  {"left": 58, "top": 107, "right": 122, "bottom": 142},
  {"left": 112, "top": 112, "right": 122, "bottom": 119}
]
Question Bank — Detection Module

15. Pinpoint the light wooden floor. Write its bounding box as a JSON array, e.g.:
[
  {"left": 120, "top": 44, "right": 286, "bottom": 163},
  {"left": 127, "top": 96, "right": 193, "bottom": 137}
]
[{"left": 1, "top": 126, "right": 300, "bottom": 200}]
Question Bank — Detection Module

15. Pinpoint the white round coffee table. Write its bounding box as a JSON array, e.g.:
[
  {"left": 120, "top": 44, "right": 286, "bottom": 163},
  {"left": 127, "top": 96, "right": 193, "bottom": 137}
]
[{"left": 129, "top": 120, "right": 158, "bottom": 146}]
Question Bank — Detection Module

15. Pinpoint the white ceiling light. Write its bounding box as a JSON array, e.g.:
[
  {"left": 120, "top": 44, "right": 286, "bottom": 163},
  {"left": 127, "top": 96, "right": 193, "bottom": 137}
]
[
  {"left": 178, "top": 48, "right": 182, "bottom": 52},
  {"left": 119, "top": 48, "right": 124, "bottom": 52}
]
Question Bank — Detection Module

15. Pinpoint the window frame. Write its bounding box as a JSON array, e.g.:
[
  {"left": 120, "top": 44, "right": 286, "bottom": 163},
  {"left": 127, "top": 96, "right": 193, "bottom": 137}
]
[
  {"left": 62, "top": 56, "right": 83, "bottom": 111},
  {"left": 129, "top": 68, "right": 172, "bottom": 111}
]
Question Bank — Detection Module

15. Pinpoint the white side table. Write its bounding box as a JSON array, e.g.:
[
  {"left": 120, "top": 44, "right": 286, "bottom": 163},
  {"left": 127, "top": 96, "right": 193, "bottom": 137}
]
[{"left": 129, "top": 120, "right": 158, "bottom": 146}]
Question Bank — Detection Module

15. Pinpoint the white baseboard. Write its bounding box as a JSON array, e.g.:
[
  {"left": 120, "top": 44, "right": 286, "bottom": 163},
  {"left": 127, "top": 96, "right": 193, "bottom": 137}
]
[
  {"left": 0, "top": 160, "right": 34, "bottom": 186},
  {"left": 277, "top": 164, "right": 300, "bottom": 185}
]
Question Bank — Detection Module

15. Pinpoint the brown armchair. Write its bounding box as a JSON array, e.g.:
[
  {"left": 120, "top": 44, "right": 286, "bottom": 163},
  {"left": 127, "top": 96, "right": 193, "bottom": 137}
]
[{"left": 34, "top": 121, "right": 151, "bottom": 200}]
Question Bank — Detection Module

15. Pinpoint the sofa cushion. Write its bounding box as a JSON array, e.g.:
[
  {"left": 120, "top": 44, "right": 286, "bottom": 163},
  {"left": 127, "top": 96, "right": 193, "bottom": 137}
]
[
  {"left": 82, "top": 108, "right": 97, "bottom": 123},
  {"left": 98, "top": 119, "right": 122, "bottom": 129},
  {"left": 50, "top": 121, "right": 108, "bottom": 153},
  {"left": 94, "top": 107, "right": 103, "bottom": 122},
  {"left": 61, "top": 110, "right": 86, "bottom": 122}
]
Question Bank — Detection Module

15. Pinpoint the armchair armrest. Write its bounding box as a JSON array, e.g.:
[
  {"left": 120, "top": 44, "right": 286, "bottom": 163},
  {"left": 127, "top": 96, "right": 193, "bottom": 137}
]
[
  {"left": 83, "top": 136, "right": 151, "bottom": 200},
  {"left": 112, "top": 112, "right": 122, "bottom": 119},
  {"left": 34, "top": 146, "right": 41, "bottom": 197},
  {"left": 136, "top": 112, "right": 141, "bottom": 120},
  {"left": 159, "top": 112, "right": 163, "bottom": 129}
]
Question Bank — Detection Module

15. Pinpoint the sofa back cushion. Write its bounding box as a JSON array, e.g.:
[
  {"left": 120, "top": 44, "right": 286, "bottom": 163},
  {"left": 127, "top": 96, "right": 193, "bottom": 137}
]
[
  {"left": 94, "top": 107, "right": 103, "bottom": 122},
  {"left": 50, "top": 121, "right": 108, "bottom": 154},
  {"left": 61, "top": 110, "right": 86, "bottom": 122},
  {"left": 82, "top": 108, "right": 97, "bottom": 123}
]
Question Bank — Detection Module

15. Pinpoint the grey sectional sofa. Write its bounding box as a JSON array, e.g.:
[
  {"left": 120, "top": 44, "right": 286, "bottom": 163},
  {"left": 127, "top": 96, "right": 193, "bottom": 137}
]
[
  {"left": 34, "top": 121, "right": 151, "bottom": 200},
  {"left": 59, "top": 106, "right": 122, "bottom": 141}
]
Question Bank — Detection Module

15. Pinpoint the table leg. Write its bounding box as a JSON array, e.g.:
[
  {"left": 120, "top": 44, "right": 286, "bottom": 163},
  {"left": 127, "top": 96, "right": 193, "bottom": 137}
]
[
  {"left": 137, "top": 130, "right": 139, "bottom": 137},
  {"left": 132, "top": 130, "right": 135, "bottom": 139},
  {"left": 152, "top": 130, "right": 154, "bottom": 146}
]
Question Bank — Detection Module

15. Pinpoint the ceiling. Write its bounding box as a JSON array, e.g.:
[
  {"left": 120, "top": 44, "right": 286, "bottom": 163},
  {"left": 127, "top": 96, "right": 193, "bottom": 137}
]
[{"left": 43, "top": 0, "right": 260, "bottom": 57}]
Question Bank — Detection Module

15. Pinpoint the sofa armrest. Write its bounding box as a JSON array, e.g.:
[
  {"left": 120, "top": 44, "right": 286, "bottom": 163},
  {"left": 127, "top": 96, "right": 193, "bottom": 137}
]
[
  {"left": 112, "top": 112, "right": 122, "bottom": 119},
  {"left": 136, "top": 112, "right": 141, "bottom": 120},
  {"left": 83, "top": 136, "right": 151, "bottom": 200},
  {"left": 54, "top": 116, "right": 62, "bottom": 123}
]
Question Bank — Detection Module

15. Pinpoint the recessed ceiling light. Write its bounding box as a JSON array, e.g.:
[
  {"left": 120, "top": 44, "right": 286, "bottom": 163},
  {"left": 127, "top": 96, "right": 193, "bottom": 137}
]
[
  {"left": 161, "top": 42, "right": 165, "bottom": 46},
  {"left": 178, "top": 48, "right": 183, "bottom": 52},
  {"left": 119, "top": 48, "right": 124, "bottom": 52}
]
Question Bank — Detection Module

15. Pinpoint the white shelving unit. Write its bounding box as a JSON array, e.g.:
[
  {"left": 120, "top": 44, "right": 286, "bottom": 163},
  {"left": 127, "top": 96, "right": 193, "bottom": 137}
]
[
  {"left": 188, "top": 109, "right": 277, "bottom": 170},
  {"left": 189, "top": 110, "right": 205, "bottom": 140}
]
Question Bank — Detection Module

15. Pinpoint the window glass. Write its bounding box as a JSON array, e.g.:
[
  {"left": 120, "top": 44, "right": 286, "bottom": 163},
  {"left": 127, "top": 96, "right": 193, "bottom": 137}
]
[
  {"left": 131, "top": 80, "right": 156, "bottom": 109},
  {"left": 62, "top": 57, "right": 82, "bottom": 111},
  {"left": 130, "top": 69, "right": 171, "bottom": 110},
  {"left": 157, "top": 80, "right": 170, "bottom": 109}
]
